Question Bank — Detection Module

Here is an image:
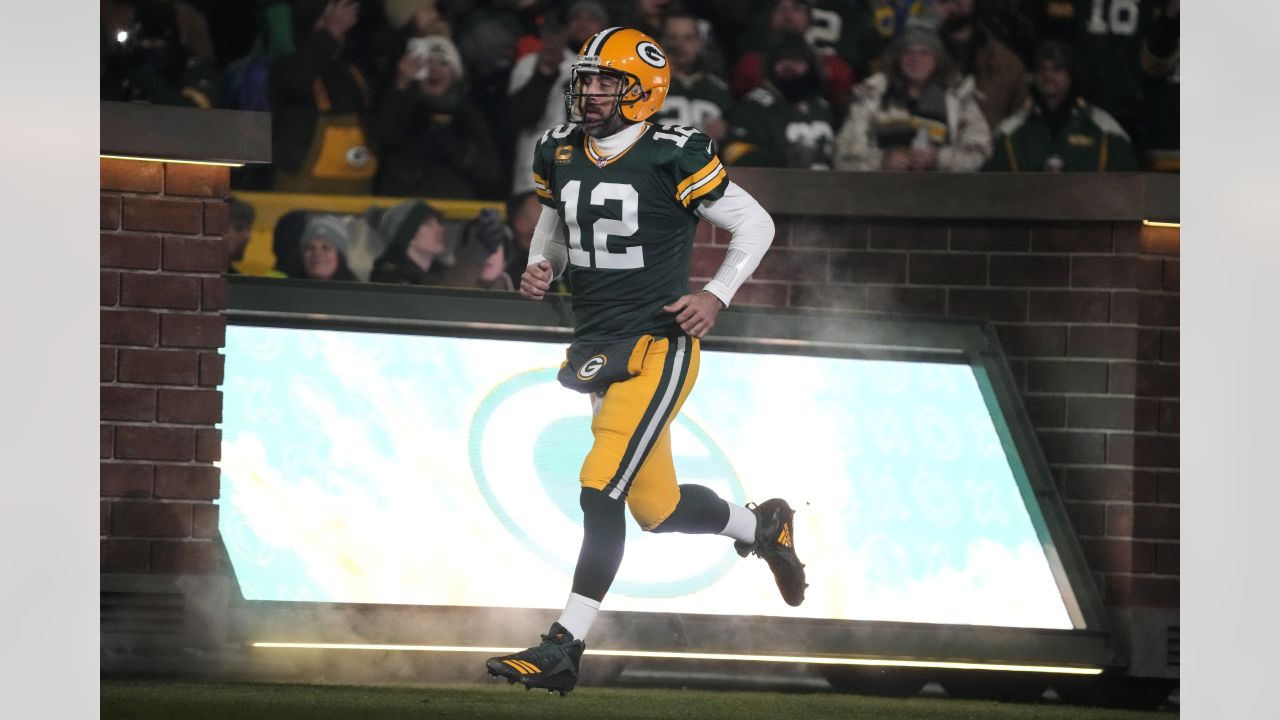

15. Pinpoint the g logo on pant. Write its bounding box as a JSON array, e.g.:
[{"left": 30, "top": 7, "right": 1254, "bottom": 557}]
[{"left": 577, "top": 355, "right": 606, "bottom": 381}]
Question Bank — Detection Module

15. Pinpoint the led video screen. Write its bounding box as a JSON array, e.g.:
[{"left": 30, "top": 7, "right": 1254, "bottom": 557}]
[{"left": 219, "top": 324, "right": 1074, "bottom": 630}]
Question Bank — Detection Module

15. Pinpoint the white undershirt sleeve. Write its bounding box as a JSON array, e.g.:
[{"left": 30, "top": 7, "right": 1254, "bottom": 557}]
[
  {"left": 527, "top": 205, "right": 568, "bottom": 279},
  {"left": 694, "top": 181, "right": 775, "bottom": 308}
]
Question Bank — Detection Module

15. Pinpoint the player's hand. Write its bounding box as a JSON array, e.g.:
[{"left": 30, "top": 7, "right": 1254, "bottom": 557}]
[
  {"left": 663, "top": 290, "right": 724, "bottom": 339},
  {"left": 520, "top": 260, "right": 552, "bottom": 300}
]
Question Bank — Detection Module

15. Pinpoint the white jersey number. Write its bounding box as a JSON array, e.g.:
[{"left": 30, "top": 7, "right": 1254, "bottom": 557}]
[
  {"left": 1086, "top": 0, "right": 1140, "bottom": 36},
  {"left": 561, "top": 180, "right": 644, "bottom": 269}
]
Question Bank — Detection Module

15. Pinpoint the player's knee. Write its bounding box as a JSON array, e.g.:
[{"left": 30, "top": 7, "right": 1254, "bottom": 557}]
[{"left": 627, "top": 491, "right": 680, "bottom": 533}]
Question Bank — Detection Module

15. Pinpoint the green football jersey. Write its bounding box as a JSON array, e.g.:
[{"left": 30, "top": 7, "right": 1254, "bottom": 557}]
[
  {"left": 652, "top": 73, "right": 734, "bottom": 136},
  {"left": 724, "top": 86, "right": 836, "bottom": 169},
  {"left": 532, "top": 121, "right": 729, "bottom": 343}
]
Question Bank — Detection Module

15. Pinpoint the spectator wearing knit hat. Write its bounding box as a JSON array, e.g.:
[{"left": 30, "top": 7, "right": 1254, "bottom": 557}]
[
  {"left": 833, "top": 13, "right": 991, "bottom": 171},
  {"left": 369, "top": 200, "right": 453, "bottom": 285},
  {"left": 373, "top": 34, "right": 504, "bottom": 199},
  {"left": 298, "top": 215, "right": 358, "bottom": 281}
]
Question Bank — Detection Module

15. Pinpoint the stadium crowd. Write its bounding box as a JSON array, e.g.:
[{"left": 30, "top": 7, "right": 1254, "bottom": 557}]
[{"left": 102, "top": 0, "right": 1177, "bottom": 282}]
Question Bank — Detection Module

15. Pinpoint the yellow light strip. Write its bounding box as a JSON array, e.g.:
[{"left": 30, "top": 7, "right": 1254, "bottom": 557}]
[
  {"left": 101, "top": 154, "right": 244, "bottom": 168},
  {"left": 1142, "top": 219, "right": 1180, "bottom": 228},
  {"left": 250, "top": 642, "right": 1102, "bottom": 676}
]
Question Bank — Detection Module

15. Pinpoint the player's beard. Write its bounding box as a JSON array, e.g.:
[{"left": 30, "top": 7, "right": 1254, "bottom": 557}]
[{"left": 580, "top": 105, "right": 630, "bottom": 138}]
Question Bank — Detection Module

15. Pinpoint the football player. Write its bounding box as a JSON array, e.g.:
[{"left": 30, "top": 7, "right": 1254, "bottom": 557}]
[{"left": 484, "top": 26, "right": 807, "bottom": 696}]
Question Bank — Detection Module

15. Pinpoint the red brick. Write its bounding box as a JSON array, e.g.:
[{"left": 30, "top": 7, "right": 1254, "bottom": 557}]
[
  {"left": 1107, "top": 433, "right": 1134, "bottom": 465},
  {"left": 1036, "top": 430, "right": 1106, "bottom": 465},
  {"left": 101, "top": 462, "right": 154, "bottom": 498},
  {"left": 101, "top": 499, "right": 109, "bottom": 535},
  {"left": 1156, "top": 543, "right": 1180, "bottom": 574},
  {"left": 1133, "top": 471, "right": 1161, "bottom": 503},
  {"left": 865, "top": 286, "right": 946, "bottom": 315},
  {"left": 869, "top": 223, "right": 948, "bottom": 250},
  {"left": 1025, "top": 360, "right": 1109, "bottom": 393},
  {"left": 118, "top": 349, "right": 199, "bottom": 385},
  {"left": 122, "top": 196, "right": 205, "bottom": 234},
  {"left": 101, "top": 386, "right": 157, "bottom": 422},
  {"left": 101, "top": 157, "right": 164, "bottom": 193},
  {"left": 1068, "top": 326, "right": 1138, "bottom": 359},
  {"left": 157, "top": 388, "right": 223, "bottom": 424},
  {"left": 1066, "top": 396, "right": 1136, "bottom": 430},
  {"left": 155, "top": 465, "right": 221, "bottom": 500},
  {"left": 1136, "top": 363, "right": 1179, "bottom": 397},
  {"left": 829, "top": 251, "right": 907, "bottom": 284},
  {"left": 1030, "top": 223, "right": 1112, "bottom": 252},
  {"left": 196, "top": 428, "right": 222, "bottom": 462},
  {"left": 204, "top": 200, "right": 230, "bottom": 236},
  {"left": 102, "top": 348, "right": 117, "bottom": 382},
  {"left": 101, "top": 309, "right": 159, "bottom": 346},
  {"left": 1111, "top": 291, "right": 1139, "bottom": 324},
  {"left": 101, "top": 271, "right": 120, "bottom": 306},
  {"left": 1082, "top": 539, "right": 1151, "bottom": 574},
  {"left": 1139, "top": 293, "right": 1179, "bottom": 327},
  {"left": 1106, "top": 504, "right": 1134, "bottom": 536},
  {"left": 1023, "top": 394, "right": 1065, "bottom": 428},
  {"left": 1163, "top": 259, "right": 1179, "bottom": 291},
  {"left": 989, "top": 255, "right": 1069, "bottom": 287},
  {"left": 163, "top": 236, "right": 228, "bottom": 273},
  {"left": 101, "top": 232, "right": 162, "bottom": 270},
  {"left": 115, "top": 425, "right": 196, "bottom": 461},
  {"left": 193, "top": 504, "right": 219, "bottom": 538},
  {"left": 1064, "top": 501, "right": 1105, "bottom": 536},
  {"left": 151, "top": 540, "right": 220, "bottom": 574},
  {"left": 120, "top": 273, "right": 202, "bottom": 310},
  {"left": 946, "top": 288, "right": 1028, "bottom": 321},
  {"left": 1113, "top": 224, "right": 1141, "bottom": 253},
  {"left": 1071, "top": 256, "right": 1138, "bottom": 289},
  {"left": 993, "top": 324, "right": 1067, "bottom": 358},
  {"left": 1105, "top": 575, "right": 1179, "bottom": 608},
  {"left": 199, "top": 352, "right": 225, "bottom": 387},
  {"left": 948, "top": 224, "right": 1030, "bottom": 252},
  {"left": 790, "top": 284, "right": 867, "bottom": 310},
  {"left": 102, "top": 538, "right": 150, "bottom": 573},
  {"left": 753, "top": 248, "right": 829, "bottom": 283},
  {"left": 101, "top": 425, "right": 113, "bottom": 459},
  {"left": 110, "top": 501, "right": 192, "bottom": 537},
  {"left": 1161, "top": 330, "right": 1179, "bottom": 362},
  {"left": 1066, "top": 468, "right": 1134, "bottom": 501},
  {"left": 690, "top": 245, "right": 724, "bottom": 279},
  {"left": 731, "top": 282, "right": 789, "bottom": 307},
  {"left": 160, "top": 313, "right": 226, "bottom": 349},
  {"left": 202, "top": 277, "right": 228, "bottom": 311},
  {"left": 1134, "top": 433, "right": 1179, "bottom": 469},
  {"left": 1028, "top": 290, "right": 1110, "bottom": 322},
  {"left": 1158, "top": 400, "right": 1179, "bottom": 433},
  {"left": 908, "top": 253, "right": 986, "bottom": 285},
  {"left": 1158, "top": 472, "right": 1180, "bottom": 503},
  {"left": 1137, "top": 328, "right": 1163, "bottom": 361},
  {"left": 1134, "top": 505, "right": 1179, "bottom": 540},
  {"left": 1139, "top": 225, "right": 1179, "bottom": 255},
  {"left": 164, "top": 163, "right": 229, "bottom": 197},
  {"left": 101, "top": 195, "right": 121, "bottom": 229},
  {"left": 1134, "top": 399, "right": 1161, "bottom": 431},
  {"left": 790, "top": 218, "right": 868, "bottom": 248},
  {"left": 1108, "top": 362, "right": 1136, "bottom": 394}
]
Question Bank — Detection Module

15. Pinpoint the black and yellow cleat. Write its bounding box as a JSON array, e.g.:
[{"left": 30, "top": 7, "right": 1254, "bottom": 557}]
[
  {"left": 735, "top": 498, "right": 808, "bottom": 606},
  {"left": 485, "top": 622, "right": 585, "bottom": 696}
]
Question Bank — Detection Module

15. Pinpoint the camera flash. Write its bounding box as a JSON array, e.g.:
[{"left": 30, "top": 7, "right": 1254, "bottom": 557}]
[{"left": 116, "top": 30, "right": 129, "bottom": 43}]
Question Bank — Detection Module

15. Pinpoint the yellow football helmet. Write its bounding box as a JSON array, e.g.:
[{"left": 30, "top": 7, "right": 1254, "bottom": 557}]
[{"left": 566, "top": 27, "right": 671, "bottom": 124}]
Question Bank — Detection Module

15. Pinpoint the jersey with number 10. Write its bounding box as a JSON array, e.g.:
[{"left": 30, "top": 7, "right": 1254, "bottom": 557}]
[{"left": 532, "top": 122, "right": 728, "bottom": 343}]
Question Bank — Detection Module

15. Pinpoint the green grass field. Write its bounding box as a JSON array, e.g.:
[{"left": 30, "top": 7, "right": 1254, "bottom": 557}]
[{"left": 101, "top": 680, "right": 1175, "bottom": 720}]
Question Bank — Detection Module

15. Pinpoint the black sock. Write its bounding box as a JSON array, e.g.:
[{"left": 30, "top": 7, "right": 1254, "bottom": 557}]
[
  {"left": 569, "top": 487, "right": 627, "bottom": 602},
  {"left": 650, "top": 484, "right": 731, "bottom": 534}
]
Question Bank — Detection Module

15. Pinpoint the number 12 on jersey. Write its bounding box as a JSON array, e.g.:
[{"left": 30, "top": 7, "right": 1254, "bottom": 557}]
[{"left": 561, "top": 180, "right": 645, "bottom": 269}]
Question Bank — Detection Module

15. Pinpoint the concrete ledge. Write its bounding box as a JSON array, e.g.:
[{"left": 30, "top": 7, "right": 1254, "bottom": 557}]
[{"left": 101, "top": 102, "right": 271, "bottom": 165}]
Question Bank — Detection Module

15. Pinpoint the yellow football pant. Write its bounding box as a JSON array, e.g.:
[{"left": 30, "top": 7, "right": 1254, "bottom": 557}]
[{"left": 579, "top": 335, "right": 700, "bottom": 530}]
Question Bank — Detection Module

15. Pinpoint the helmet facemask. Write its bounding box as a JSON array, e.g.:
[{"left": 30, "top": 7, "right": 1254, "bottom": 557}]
[{"left": 566, "top": 62, "right": 646, "bottom": 134}]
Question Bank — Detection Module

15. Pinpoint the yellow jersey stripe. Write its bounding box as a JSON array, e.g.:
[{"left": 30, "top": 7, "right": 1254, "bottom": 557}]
[
  {"left": 721, "top": 141, "right": 753, "bottom": 165},
  {"left": 535, "top": 188, "right": 554, "bottom": 200},
  {"left": 680, "top": 167, "right": 726, "bottom": 206},
  {"left": 532, "top": 171, "right": 547, "bottom": 185},
  {"left": 675, "top": 156, "right": 722, "bottom": 196}
]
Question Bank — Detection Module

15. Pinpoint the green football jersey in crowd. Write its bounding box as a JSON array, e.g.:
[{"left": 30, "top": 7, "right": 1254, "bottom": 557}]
[
  {"left": 652, "top": 73, "right": 734, "bottom": 137},
  {"left": 532, "top": 121, "right": 729, "bottom": 343},
  {"left": 724, "top": 87, "right": 836, "bottom": 169}
]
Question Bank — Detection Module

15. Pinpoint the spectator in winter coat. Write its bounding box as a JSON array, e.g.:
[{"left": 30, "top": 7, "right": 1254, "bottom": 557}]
[
  {"left": 984, "top": 39, "right": 1137, "bottom": 172},
  {"left": 298, "top": 215, "right": 358, "bottom": 281},
  {"left": 934, "top": 0, "right": 1028, "bottom": 131},
  {"left": 833, "top": 16, "right": 991, "bottom": 171}
]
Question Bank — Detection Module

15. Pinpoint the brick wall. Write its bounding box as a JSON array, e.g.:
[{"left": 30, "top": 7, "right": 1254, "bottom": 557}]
[
  {"left": 695, "top": 216, "right": 1180, "bottom": 612},
  {"left": 100, "top": 158, "right": 229, "bottom": 576}
]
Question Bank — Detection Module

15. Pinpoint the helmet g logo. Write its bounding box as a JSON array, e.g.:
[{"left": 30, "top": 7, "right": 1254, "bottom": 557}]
[
  {"left": 637, "top": 41, "right": 667, "bottom": 68},
  {"left": 577, "top": 355, "right": 606, "bottom": 380}
]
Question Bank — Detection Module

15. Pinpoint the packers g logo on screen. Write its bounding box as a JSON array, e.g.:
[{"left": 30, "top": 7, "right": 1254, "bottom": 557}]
[
  {"left": 468, "top": 368, "right": 743, "bottom": 598},
  {"left": 577, "top": 355, "right": 606, "bottom": 381}
]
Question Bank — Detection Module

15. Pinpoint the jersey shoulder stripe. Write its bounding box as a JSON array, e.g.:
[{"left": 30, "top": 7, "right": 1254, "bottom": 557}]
[{"left": 676, "top": 156, "right": 726, "bottom": 207}]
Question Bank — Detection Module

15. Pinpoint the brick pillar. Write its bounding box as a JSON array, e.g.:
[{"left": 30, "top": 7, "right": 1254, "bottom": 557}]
[{"left": 100, "top": 157, "right": 230, "bottom": 576}]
